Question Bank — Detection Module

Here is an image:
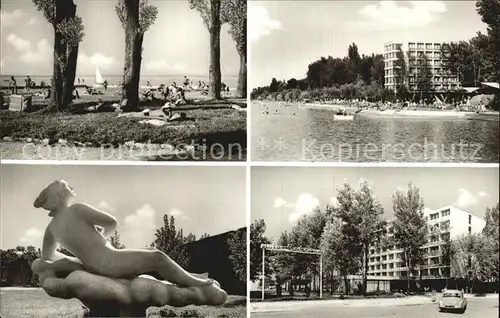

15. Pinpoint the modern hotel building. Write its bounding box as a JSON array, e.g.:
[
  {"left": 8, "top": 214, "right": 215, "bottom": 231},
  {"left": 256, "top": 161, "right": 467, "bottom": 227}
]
[
  {"left": 383, "top": 41, "right": 461, "bottom": 93},
  {"left": 367, "top": 206, "right": 485, "bottom": 280}
]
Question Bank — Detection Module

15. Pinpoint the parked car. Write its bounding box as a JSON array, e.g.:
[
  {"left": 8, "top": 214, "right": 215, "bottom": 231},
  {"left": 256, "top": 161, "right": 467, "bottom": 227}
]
[{"left": 438, "top": 289, "right": 467, "bottom": 313}]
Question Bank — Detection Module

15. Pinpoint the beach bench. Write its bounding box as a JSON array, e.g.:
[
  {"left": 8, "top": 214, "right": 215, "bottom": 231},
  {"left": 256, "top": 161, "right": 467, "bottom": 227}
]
[{"left": 8, "top": 94, "right": 32, "bottom": 111}]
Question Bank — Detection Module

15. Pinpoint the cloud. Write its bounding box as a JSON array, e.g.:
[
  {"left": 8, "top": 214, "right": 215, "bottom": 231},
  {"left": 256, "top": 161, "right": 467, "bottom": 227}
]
[
  {"left": 78, "top": 52, "right": 117, "bottom": 70},
  {"left": 248, "top": 5, "right": 283, "bottom": 42},
  {"left": 454, "top": 189, "right": 486, "bottom": 209},
  {"left": 273, "top": 197, "right": 293, "bottom": 208},
  {"left": 98, "top": 201, "right": 116, "bottom": 212},
  {"left": 26, "top": 17, "right": 38, "bottom": 26},
  {"left": 7, "top": 34, "right": 32, "bottom": 51},
  {"left": 20, "top": 227, "right": 43, "bottom": 247},
  {"left": 286, "top": 193, "right": 320, "bottom": 224},
  {"left": 19, "top": 39, "right": 51, "bottom": 64},
  {"left": 273, "top": 193, "right": 320, "bottom": 223},
  {"left": 144, "top": 59, "right": 185, "bottom": 73},
  {"left": 1, "top": 10, "right": 25, "bottom": 28},
  {"left": 169, "top": 208, "right": 189, "bottom": 220},
  {"left": 123, "top": 204, "right": 157, "bottom": 248},
  {"left": 359, "top": 1, "right": 447, "bottom": 30}
]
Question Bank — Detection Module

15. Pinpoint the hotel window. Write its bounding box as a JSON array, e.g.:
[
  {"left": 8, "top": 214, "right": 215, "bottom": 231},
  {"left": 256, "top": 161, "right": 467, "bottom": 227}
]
[
  {"left": 430, "top": 213, "right": 439, "bottom": 220},
  {"left": 435, "top": 43, "right": 441, "bottom": 50},
  {"left": 440, "top": 220, "right": 450, "bottom": 231},
  {"left": 468, "top": 215, "right": 472, "bottom": 224},
  {"left": 468, "top": 226, "right": 471, "bottom": 234},
  {"left": 441, "top": 209, "right": 450, "bottom": 217}
]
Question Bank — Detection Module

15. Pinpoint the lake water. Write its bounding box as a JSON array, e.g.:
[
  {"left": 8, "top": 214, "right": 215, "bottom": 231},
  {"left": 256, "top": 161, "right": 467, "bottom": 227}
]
[
  {"left": 251, "top": 102, "right": 500, "bottom": 163},
  {"left": 1, "top": 75, "right": 238, "bottom": 89}
]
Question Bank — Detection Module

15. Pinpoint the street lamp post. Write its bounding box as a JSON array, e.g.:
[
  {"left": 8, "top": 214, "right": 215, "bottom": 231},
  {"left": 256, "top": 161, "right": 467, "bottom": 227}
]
[{"left": 262, "top": 247, "right": 265, "bottom": 300}]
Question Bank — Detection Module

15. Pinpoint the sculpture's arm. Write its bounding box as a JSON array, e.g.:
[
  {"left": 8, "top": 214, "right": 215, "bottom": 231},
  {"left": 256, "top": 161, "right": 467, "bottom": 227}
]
[
  {"left": 42, "top": 229, "right": 82, "bottom": 264},
  {"left": 74, "top": 203, "right": 117, "bottom": 238}
]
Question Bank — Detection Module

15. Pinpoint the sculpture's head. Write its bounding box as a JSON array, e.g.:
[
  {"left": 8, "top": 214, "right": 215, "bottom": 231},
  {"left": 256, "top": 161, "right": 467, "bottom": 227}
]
[{"left": 34, "top": 179, "right": 76, "bottom": 213}]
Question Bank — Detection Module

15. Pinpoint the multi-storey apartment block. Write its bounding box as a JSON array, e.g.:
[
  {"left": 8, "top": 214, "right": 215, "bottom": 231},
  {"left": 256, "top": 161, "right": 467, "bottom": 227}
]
[
  {"left": 383, "top": 41, "right": 461, "bottom": 93},
  {"left": 367, "top": 206, "right": 485, "bottom": 280}
]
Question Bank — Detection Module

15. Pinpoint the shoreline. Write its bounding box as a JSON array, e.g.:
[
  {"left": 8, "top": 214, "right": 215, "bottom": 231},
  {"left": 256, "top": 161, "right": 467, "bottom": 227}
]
[{"left": 258, "top": 102, "right": 500, "bottom": 121}]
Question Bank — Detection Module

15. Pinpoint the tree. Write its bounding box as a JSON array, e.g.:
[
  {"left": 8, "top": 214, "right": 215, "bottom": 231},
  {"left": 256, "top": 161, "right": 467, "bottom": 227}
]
[
  {"left": 286, "top": 78, "right": 298, "bottom": 89},
  {"left": 249, "top": 219, "right": 271, "bottom": 281},
  {"left": 269, "top": 78, "right": 279, "bottom": 93},
  {"left": 393, "top": 48, "right": 407, "bottom": 94},
  {"left": 150, "top": 214, "right": 190, "bottom": 268},
  {"left": 483, "top": 203, "right": 499, "bottom": 240},
  {"left": 476, "top": 0, "right": 500, "bottom": 82},
  {"left": 116, "top": 0, "right": 158, "bottom": 111},
  {"left": 482, "top": 203, "right": 499, "bottom": 279},
  {"left": 1, "top": 246, "right": 41, "bottom": 287},
  {"left": 227, "top": 228, "right": 246, "bottom": 283},
  {"left": 320, "top": 218, "right": 362, "bottom": 295},
  {"left": 417, "top": 54, "right": 432, "bottom": 100},
  {"left": 391, "top": 183, "right": 428, "bottom": 293},
  {"left": 332, "top": 180, "right": 385, "bottom": 295},
  {"left": 189, "top": 0, "right": 222, "bottom": 100},
  {"left": 200, "top": 233, "right": 210, "bottom": 239},
  {"left": 450, "top": 233, "right": 497, "bottom": 291},
  {"left": 109, "top": 231, "right": 126, "bottom": 249},
  {"left": 32, "top": 0, "right": 84, "bottom": 111},
  {"left": 221, "top": 0, "right": 246, "bottom": 98}
]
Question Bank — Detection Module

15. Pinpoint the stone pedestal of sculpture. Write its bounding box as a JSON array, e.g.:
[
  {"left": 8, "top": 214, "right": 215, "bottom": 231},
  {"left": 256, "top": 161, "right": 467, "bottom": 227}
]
[{"left": 32, "top": 258, "right": 227, "bottom": 317}]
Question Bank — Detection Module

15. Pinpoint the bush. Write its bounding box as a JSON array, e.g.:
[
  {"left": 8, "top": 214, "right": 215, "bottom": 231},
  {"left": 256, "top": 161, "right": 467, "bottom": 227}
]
[
  {"left": 180, "top": 309, "right": 204, "bottom": 317},
  {"left": 159, "top": 308, "right": 178, "bottom": 317}
]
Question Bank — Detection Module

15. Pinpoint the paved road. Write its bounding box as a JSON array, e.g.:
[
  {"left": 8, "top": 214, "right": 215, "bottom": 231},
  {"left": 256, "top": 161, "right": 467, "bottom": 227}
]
[{"left": 251, "top": 298, "right": 498, "bottom": 318}]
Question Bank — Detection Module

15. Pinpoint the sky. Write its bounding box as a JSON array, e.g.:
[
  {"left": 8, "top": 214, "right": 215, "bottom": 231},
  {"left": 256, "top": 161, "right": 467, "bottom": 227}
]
[
  {"left": 0, "top": 0, "right": 239, "bottom": 77},
  {"left": 252, "top": 167, "right": 499, "bottom": 241},
  {"left": 1, "top": 164, "right": 246, "bottom": 250},
  {"left": 249, "top": 0, "right": 488, "bottom": 88}
]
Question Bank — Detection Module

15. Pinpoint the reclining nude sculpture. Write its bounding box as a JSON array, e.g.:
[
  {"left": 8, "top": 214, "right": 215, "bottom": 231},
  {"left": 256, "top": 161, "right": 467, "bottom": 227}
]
[{"left": 31, "top": 179, "right": 227, "bottom": 317}]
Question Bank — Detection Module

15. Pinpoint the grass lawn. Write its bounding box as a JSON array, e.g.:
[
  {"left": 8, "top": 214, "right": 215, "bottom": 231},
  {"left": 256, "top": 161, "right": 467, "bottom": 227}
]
[
  {"left": 0, "top": 288, "right": 246, "bottom": 318},
  {"left": 0, "top": 109, "right": 246, "bottom": 160}
]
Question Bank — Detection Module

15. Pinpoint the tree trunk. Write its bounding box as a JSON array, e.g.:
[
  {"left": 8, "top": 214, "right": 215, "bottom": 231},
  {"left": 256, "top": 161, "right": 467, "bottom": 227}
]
[
  {"left": 50, "top": 32, "right": 64, "bottom": 111},
  {"left": 47, "top": 0, "right": 78, "bottom": 112},
  {"left": 122, "top": 0, "right": 142, "bottom": 111},
  {"left": 406, "top": 254, "right": 411, "bottom": 293},
  {"left": 62, "top": 45, "right": 79, "bottom": 108},
  {"left": 362, "top": 246, "right": 368, "bottom": 295},
  {"left": 343, "top": 275, "right": 349, "bottom": 295},
  {"left": 236, "top": 45, "right": 247, "bottom": 98},
  {"left": 209, "top": 0, "right": 222, "bottom": 100}
]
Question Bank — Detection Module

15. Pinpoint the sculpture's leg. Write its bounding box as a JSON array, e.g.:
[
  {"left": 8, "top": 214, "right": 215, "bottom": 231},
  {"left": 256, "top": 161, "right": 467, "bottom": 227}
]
[
  {"left": 95, "top": 249, "right": 212, "bottom": 287},
  {"left": 130, "top": 277, "right": 227, "bottom": 307}
]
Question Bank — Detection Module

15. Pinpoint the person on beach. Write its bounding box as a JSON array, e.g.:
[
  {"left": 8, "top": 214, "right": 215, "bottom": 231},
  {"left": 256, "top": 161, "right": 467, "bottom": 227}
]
[
  {"left": 103, "top": 80, "right": 108, "bottom": 91},
  {"left": 9, "top": 76, "right": 17, "bottom": 95},
  {"left": 34, "top": 179, "right": 215, "bottom": 288},
  {"left": 183, "top": 76, "right": 190, "bottom": 89},
  {"left": 25, "top": 76, "right": 32, "bottom": 92}
]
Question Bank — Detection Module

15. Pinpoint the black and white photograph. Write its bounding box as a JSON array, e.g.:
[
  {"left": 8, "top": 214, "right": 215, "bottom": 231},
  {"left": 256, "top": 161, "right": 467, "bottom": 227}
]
[
  {"left": 250, "top": 1, "right": 499, "bottom": 162},
  {"left": 0, "top": 0, "right": 247, "bottom": 161},
  {"left": 250, "top": 166, "right": 499, "bottom": 317},
  {"left": 0, "top": 164, "right": 247, "bottom": 317}
]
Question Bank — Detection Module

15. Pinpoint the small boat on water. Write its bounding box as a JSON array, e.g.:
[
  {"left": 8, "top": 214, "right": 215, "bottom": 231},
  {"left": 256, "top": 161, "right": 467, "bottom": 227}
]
[
  {"left": 93, "top": 66, "right": 105, "bottom": 88},
  {"left": 333, "top": 114, "right": 354, "bottom": 120}
]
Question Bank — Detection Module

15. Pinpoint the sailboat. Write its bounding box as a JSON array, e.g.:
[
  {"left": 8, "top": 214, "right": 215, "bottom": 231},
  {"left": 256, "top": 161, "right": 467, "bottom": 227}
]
[{"left": 93, "top": 66, "right": 105, "bottom": 88}]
